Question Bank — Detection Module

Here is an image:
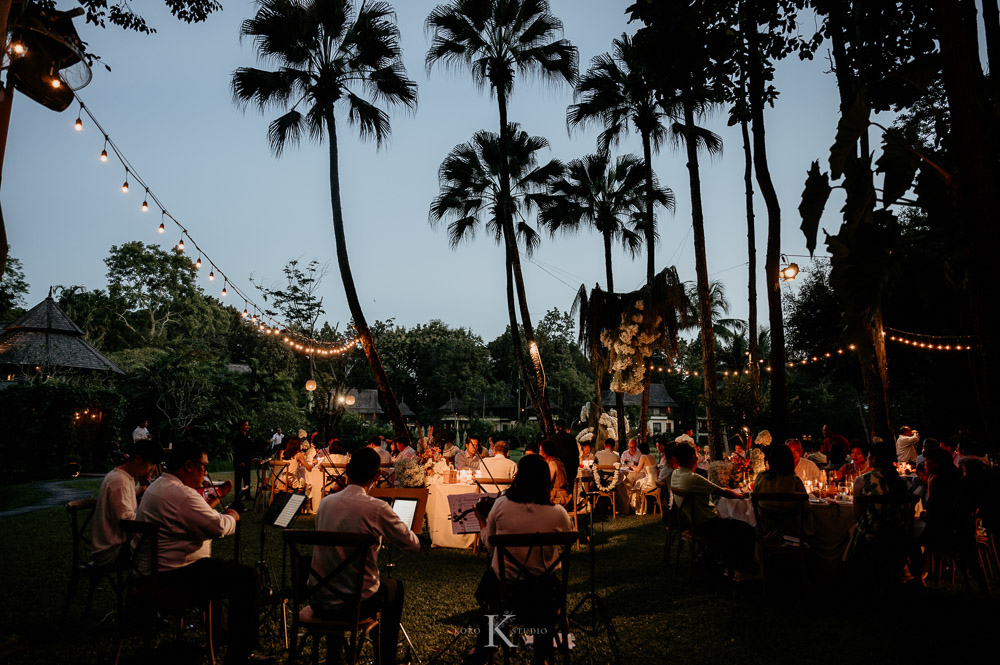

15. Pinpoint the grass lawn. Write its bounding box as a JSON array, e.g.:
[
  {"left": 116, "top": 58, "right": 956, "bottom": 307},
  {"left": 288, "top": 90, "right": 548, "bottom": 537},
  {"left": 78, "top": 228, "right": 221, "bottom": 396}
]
[
  {"left": 0, "top": 483, "right": 49, "bottom": 512},
  {"left": 1, "top": 474, "right": 996, "bottom": 664}
]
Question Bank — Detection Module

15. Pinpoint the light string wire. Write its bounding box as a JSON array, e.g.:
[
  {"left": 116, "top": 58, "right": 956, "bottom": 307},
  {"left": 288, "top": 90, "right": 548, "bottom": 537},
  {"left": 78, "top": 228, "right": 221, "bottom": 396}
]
[{"left": 71, "top": 92, "right": 358, "bottom": 356}]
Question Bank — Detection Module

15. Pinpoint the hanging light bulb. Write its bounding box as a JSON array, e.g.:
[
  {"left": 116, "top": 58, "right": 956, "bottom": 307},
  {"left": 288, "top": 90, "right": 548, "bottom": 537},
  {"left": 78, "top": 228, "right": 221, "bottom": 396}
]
[
  {"left": 100, "top": 137, "right": 109, "bottom": 162},
  {"left": 177, "top": 238, "right": 185, "bottom": 252},
  {"left": 11, "top": 42, "right": 25, "bottom": 55},
  {"left": 208, "top": 270, "right": 215, "bottom": 281},
  {"left": 121, "top": 177, "right": 129, "bottom": 193},
  {"left": 194, "top": 256, "right": 202, "bottom": 269},
  {"left": 222, "top": 284, "right": 228, "bottom": 297},
  {"left": 141, "top": 189, "right": 149, "bottom": 212},
  {"left": 158, "top": 222, "right": 165, "bottom": 234},
  {"left": 74, "top": 117, "right": 83, "bottom": 131},
  {"left": 243, "top": 307, "right": 248, "bottom": 318}
]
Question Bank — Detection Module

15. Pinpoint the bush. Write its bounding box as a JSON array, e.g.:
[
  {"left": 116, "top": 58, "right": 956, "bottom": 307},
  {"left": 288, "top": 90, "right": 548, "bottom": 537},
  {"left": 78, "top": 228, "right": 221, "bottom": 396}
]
[
  {"left": 501, "top": 421, "right": 541, "bottom": 450},
  {"left": 331, "top": 412, "right": 393, "bottom": 451}
]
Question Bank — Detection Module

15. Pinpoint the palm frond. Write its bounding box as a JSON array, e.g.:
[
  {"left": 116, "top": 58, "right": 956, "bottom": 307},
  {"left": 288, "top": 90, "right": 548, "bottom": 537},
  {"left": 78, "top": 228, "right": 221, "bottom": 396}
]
[{"left": 267, "top": 110, "right": 306, "bottom": 156}]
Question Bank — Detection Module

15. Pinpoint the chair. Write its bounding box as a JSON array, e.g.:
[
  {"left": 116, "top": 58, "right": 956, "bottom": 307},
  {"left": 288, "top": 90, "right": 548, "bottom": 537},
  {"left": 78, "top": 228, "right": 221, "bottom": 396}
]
[
  {"left": 670, "top": 488, "right": 707, "bottom": 575},
  {"left": 489, "top": 532, "right": 578, "bottom": 665},
  {"left": 749, "top": 492, "right": 809, "bottom": 597},
  {"left": 642, "top": 485, "right": 663, "bottom": 518},
  {"left": 283, "top": 530, "right": 381, "bottom": 665},
  {"left": 592, "top": 465, "right": 619, "bottom": 518},
  {"left": 320, "top": 462, "right": 348, "bottom": 498},
  {"left": 563, "top": 477, "right": 585, "bottom": 550},
  {"left": 663, "top": 492, "right": 680, "bottom": 563},
  {"left": 376, "top": 463, "right": 396, "bottom": 488},
  {"left": 264, "top": 459, "right": 292, "bottom": 508},
  {"left": 854, "top": 494, "right": 919, "bottom": 592},
  {"left": 113, "top": 520, "right": 215, "bottom": 665},
  {"left": 61, "top": 498, "right": 121, "bottom": 622}
]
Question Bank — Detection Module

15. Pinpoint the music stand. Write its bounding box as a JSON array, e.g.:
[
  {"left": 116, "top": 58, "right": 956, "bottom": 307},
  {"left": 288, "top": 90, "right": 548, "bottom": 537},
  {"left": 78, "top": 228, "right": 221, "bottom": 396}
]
[{"left": 260, "top": 492, "right": 306, "bottom": 648}]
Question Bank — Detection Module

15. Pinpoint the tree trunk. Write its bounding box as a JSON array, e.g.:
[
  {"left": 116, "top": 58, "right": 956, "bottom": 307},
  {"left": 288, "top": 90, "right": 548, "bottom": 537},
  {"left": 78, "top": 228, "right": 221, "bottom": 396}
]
[
  {"left": 748, "top": 19, "right": 786, "bottom": 441},
  {"left": 325, "top": 111, "right": 409, "bottom": 444},
  {"left": 497, "top": 91, "right": 554, "bottom": 436},
  {"left": 638, "top": 130, "right": 657, "bottom": 443},
  {"left": 738, "top": 64, "right": 761, "bottom": 412},
  {"left": 854, "top": 309, "right": 893, "bottom": 442},
  {"left": 683, "top": 88, "right": 723, "bottom": 460},
  {"left": 506, "top": 251, "right": 539, "bottom": 421},
  {"left": 616, "top": 390, "right": 626, "bottom": 450},
  {"left": 933, "top": 0, "right": 997, "bottom": 433},
  {"left": 603, "top": 229, "right": 615, "bottom": 293}
]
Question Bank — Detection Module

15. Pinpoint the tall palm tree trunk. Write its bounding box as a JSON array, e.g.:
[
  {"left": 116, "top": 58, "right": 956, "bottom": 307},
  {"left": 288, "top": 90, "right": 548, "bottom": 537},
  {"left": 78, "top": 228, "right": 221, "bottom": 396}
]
[
  {"left": 497, "top": 91, "right": 554, "bottom": 436},
  {"left": 683, "top": 88, "right": 723, "bottom": 460},
  {"left": 748, "top": 22, "right": 785, "bottom": 440},
  {"left": 638, "top": 131, "right": 656, "bottom": 444},
  {"left": 326, "top": 112, "right": 409, "bottom": 444},
  {"left": 738, "top": 61, "right": 761, "bottom": 409},
  {"left": 602, "top": 228, "right": 627, "bottom": 446},
  {"left": 506, "top": 249, "right": 541, "bottom": 421}
]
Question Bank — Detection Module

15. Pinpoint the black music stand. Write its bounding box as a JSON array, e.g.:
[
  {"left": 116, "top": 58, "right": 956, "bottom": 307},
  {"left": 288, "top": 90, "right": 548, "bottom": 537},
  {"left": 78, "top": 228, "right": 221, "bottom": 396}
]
[{"left": 260, "top": 492, "right": 306, "bottom": 648}]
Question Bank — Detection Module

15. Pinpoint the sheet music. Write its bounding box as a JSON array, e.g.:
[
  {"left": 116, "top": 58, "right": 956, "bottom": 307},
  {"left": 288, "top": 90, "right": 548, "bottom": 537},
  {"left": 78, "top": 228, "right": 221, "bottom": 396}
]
[
  {"left": 447, "top": 492, "right": 498, "bottom": 535},
  {"left": 274, "top": 494, "right": 306, "bottom": 528},
  {"left": 391, "top": 499, "right": 418, "bottom": 530}
]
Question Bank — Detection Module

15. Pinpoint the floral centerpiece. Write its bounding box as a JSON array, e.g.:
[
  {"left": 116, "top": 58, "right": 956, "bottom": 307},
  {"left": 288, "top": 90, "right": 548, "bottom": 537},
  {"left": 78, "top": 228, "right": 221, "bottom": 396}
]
[
  {"left": 424, "top": 458, "right": 451, "bottom": 486},
  {"left": 749, "top": 429, "right": 770, "bottom": 475},
  {"left": 395, "top": 457, "right": 425, "bottom": 488},
  {"left": 708, "top": 460, "right": 734, "bottom": 488}
]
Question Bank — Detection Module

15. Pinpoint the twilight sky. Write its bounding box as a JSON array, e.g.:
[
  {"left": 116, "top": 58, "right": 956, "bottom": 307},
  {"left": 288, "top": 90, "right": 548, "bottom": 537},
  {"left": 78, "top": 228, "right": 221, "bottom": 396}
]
[{"left": 6, "top": 0, "right": 860, "bottom": 341}]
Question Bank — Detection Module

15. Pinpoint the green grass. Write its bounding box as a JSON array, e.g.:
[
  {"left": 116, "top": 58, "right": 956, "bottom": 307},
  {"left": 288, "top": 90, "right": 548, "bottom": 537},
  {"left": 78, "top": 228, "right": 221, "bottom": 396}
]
[
  {"left": 0, "top": 483, "right": 48, "bottom": 512},
  {"left": 1, "top": 479, "right": 996, "bottom": 665}
]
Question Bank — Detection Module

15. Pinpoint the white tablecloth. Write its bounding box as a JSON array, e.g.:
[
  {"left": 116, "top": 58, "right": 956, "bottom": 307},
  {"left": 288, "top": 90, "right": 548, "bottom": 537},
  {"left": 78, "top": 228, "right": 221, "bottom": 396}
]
[
  {"left": 716, "top": 497, "right": 857, "bottom": 561},
  {"left": 427, "top": 483, "right": 478, "bottom": 549}
]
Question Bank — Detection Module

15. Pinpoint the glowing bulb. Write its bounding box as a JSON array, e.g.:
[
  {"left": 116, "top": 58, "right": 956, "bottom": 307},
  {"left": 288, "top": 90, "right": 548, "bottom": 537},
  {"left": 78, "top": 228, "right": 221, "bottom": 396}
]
[
  {"left": 121, "top": 180, "right": 129, "bottom": 193},
  {"left": 222, "top": 286, "right": 227, "bottom": 297},
  {"left": 194, "top": 257, "right": 202, "bottom": 269},
  {"left": 11, "top": 42, "right": 25, "bottom": 55},
  {"left": 243, "top": 308, "right": 248, "bottom": 317},
  {"left": 177, "top": 239, "right": 185, "bottom": 251},
  {"left": 208, "top": 271, "right": 215, "bottom": 281},
  {"left": 50, "top": 77, "right": 61, "bottom": 89},
  {"left": 74, "top": 117, "right": 83, "bottom": 131},
  {"left": 100, "top": 149, "right": 108, "bottom": 162},
  {"left": 158, "top": 223, "right": 165, "bottom": 234},
  {"left": 141, "top": 200, "right": 149, "bottom": 212}
]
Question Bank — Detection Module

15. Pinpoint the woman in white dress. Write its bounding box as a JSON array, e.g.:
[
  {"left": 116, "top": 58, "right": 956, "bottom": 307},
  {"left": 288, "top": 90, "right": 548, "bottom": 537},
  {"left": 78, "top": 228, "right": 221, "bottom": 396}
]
[{"left": 626, "top": 441, "right": 659, "bottom": 515}]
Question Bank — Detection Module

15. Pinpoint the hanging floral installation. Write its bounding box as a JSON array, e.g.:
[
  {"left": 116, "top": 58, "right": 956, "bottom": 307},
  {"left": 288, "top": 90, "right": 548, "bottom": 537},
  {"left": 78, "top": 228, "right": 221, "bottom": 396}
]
[{"left": 575, "top": 266, "right": 692, "bottom": 396}]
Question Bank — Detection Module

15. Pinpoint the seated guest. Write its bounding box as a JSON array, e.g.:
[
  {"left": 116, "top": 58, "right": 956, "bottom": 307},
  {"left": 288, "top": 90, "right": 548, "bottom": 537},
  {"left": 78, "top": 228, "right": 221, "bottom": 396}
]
[
  {"left": 804, "top": 439, "right": 827, "bottom": 466},
  {"left": 915, "top": 437, "right": 938, "bottom": 466},
  {"left": 656, "top": 441, "right": 677, "bottom": 510},
  {"left": 786, "top": 438, "right": 825, "bottom": 486},
  {"left": 282, "top": 435, "right": 301, "bottom": 461},
  {"left": 848, "top": 440, "right": 909, "bottom": 558},
  {"left": 311, "top": 447, "right": 420, "bottom": 665},
  {"left": 594, "top": 439, "right": 619, "bottom": 467},
  {"left": 325, "top": 439, "right": 351, "bottom": 466},
  {"left": 136, "top": 441, "right": 268, "bottom": 664},
  {"left": 620, "top": 439, "right": 642, "bottom": 471},
  {"left": 455, "top": 437, "right": 484, "bottom": 472},
  {"left": 835, "top": 441, "right": 870, "bottom": 481},
  {"left": 367, "top": 436, "right": 393, "bottom": 465},
  {"left": 753, "top": 445, "right": 807, "bottom": 543},
  {"left": 940, "top": 437, "right": 960, "bottom": 467},
  {"left": 392, "top": 438, "right": 416, "bottom": 462},
  {"left": 550, "top": 431, "right": 581, "bottom": 492},
  {"left": 480, "top": 440, "right": 517, "bottom": 480},
  {"left": 440, "top": 437, "right": 459, "bottom": 461},
  {"left": 540, "top": 439, "right": 572, "bottom": 508},
  {"left": 474, "top": 455, "right": 573, "bottom": 664},
  {"left": 92, "top": 439, "right": 163, "bottom": 566},
  {"left": 625, "top": 441, "right": 659, "bottom": 515},
  {"left": 670, "top": 443, "right": 756, "bottom": 577},
  {"left": 292, "top": 439, "right": 317, "bottom": 493},
  {"left": 732, "top": 443, "right": 747, "bottom": 459},
  {"left": 579, "top": 442, "right": 595, "bottom": 463},
  {"left": 523, "top": 440, "right": 540, "bottom": 456}
]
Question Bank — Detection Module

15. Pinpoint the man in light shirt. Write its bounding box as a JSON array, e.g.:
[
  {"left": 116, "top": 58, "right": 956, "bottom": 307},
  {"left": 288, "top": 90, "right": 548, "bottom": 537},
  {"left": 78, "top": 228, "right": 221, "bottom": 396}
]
[
  {"left": 132, "top": 419, "right": 151, "bottom": 442},
  {"left": 480, "top": 440, "right": 517, "bottom": 480},
  {"left": 896, "top": 425, "right": 920, "bottom": 464},
  {"left": 136, "top": 441, "right": 268, "bottom": 664},
  {"left": 311, "top": 448, "right": 420, "bottom": 665},
  {"left": 785, "top": 438, "right": 825, "bottom": 486},
  {"left": 92, "top": 439, "right": 162, "bottom": 566},
  {"left": 454, "top": 437, "right": 484, "bottom": 472}
]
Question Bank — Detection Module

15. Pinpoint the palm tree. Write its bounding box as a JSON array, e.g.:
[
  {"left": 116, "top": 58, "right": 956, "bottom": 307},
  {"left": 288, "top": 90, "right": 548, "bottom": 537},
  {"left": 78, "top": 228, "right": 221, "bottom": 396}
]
[
  {"left": 426, "top": 0, "right": 577, "bottom": 437},
  {"left": 429, "top": 124, "right": 562, "bottom": 423},
  {"left": 232, "top": 0, "right": 417, "bottom": 443},
  {"left": 539, "top": 152, "right": 674, "bottom": 293}
]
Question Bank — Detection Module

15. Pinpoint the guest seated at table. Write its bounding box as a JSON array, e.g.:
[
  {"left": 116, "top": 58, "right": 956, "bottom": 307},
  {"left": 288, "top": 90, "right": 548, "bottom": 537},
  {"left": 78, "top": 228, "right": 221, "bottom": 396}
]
[
  {"left": 670, "top": 444, "right": 756, "bottom": 578},
  {"left": 473, "top": 454, "right": 573, "bottom": 665},
  {"left": 392, "top": 438, "right": 416, "bottom": 462},
  {"left": 324, "top": 439, "right": 351, "bottom": 466},
  {"left": 440, "top": 436, "right": 459, "bottom": 462},
  {"left": 550, "top": 431, "right": 580, "bottom": 491},
  {"left": 834, "top": 441, "right": 870, "bottom": 481},
  {"left": 915, "top": 437, "right": 938, "bottom": 466},
  {"left": 594, "top": 438, "right": 619, "bottom": 466},
  {"left": 281, "top": 435, "right": 301, "bottom": 461},
  {"left": 480, "top": 440, "right": 517, "bottom": 480},
  {"left": 656, "top": 441, "right": 677, "bottom": 510},
  {"left": 455, "top": 437, "right": 484, "bottom": 472},
  {"left": 311, "top": 447, "right": 420, "bottom": 665},
  {"left": 786, "top": 438, "right": 825, "bottom": 486},
  {"left": 540, "top": 439, "right": 573, "bottom": 508},
  {"left": 848, "top": 440, "right": 909, "bottom": 559},
  {"left": 579, "top": 442, "right": 595, "bottom": 463},
  {"left": 620, "top": 439, "right": 642, "bottom": 471},
  {"left": 625, "top": 441, "right": 659, "bottom": 515},
  {"left": 804, "top": 439, "right": 827, "bottom": 466},
  {"left": 92, "top": 439, "right": 163, "bottom": 566},
  {"left": 523, "top": 440, "right": 540, "bottom": 456},
  {"left": 753, "top": 445, "right": 807, "bottom": 544},
  {"left": 732, "top": 443, "right": 747, "bottom": 459}
]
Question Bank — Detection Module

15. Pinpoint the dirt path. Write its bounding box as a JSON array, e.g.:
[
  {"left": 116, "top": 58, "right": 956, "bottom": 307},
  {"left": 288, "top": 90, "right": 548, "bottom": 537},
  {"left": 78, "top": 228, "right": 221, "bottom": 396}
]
[{"left": 0, "top": 479, "right": 94, "bottom": 518}]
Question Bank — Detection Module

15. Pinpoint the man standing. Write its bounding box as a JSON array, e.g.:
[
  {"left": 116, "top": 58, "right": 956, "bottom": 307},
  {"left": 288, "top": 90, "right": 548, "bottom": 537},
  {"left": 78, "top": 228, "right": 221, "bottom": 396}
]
[
  {"left": 232, "top": 420, "right": 253, "bottom": 499},
  {"left": 311, "top": 448, "right": 420, "bottom": 665},
  {"left": 268, "top": 427, "right": 283, "bottom": 454},
  {"left": 132, "top": 420, "right": 151, "bottom": 442},
  {"left": 785, "top": 438, "right": 825, "bottom": 485},
  {"left": 896, "top": 425, "right": 920, "bottom": 464},
  {"left": 454, "top": 437, "right": 483, "bottom": 472},
  {"left": 136, "top": 441, "right": 268, "bottom": 664},
  {"left": 92, "top": 439, "right": 162, "bottom": 566},
  {"left": 479, "top": 440, "right": 517, "bottom": 479},
  {"left": 674, "top": 427, "right": 695, "bottom": 446}
]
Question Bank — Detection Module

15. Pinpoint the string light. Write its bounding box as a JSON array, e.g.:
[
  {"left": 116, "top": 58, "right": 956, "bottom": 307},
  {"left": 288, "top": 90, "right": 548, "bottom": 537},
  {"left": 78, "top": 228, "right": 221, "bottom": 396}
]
[
  {"left": 141, "top": 189, "right": 149, "bottom": 212},
  {"left": 208, "top": 270, "right": 215, "bottom": 281},
  {"left": 177, "top": 238, "right": 184, "bottom": 252},
  {"left": 11, "top": 42, "right": 25, "bottom": 55},
  {"left": 121, "top": 170, "right": 129, "bottom": 193},
  {"left": 74, "top": 115, "right": 83, "bottom": 131},
  {"left": 194, "top": 256, "right": 202, "bottom": 269},
  {"left": 221, "top": 283, "right": 228, "bottom": 297}
]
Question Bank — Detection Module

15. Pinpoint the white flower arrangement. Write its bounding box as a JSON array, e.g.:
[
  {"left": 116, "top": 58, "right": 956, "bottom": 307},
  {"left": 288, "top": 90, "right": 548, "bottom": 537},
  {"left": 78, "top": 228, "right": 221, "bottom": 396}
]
[
  {"left": 750, "top": 448, "right": 766, "bottom": 475},
  {"left": 395, "top": 457, "right": 425, "bottom": 488},
  {"left": 424, "top": 458, "right": 451, "bottom": 486},
  {"left": 593, "top": 462, "right": 621, "bottom": 492},
  {"left": 708, "top": 461, "right": 734, "bottom": 488}
]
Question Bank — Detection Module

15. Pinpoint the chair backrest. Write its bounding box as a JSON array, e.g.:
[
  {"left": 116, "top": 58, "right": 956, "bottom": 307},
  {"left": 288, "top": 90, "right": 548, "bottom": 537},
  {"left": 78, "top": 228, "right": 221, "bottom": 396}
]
[
  {"left": 283, "top": 530, "right": 379, "bottom": 625},
  {"left": 593, "top": 465, "right": 619, "bottom": 494},
  {"left": 669, "top": 487, "right": 696, "bottom": 530},
  {"left": 750, "top": 492, "right": 809, "bottom": 543},
  {"left": 855, "top": 494, "right": 919, "bottom": 534},
  {"left": 119, "top": 519, "right": 160, "bottom": 586},
  {"left": 489, "top": 532, "right": 577, "bottom": 625},
  {"left": 320, "top": 463, "right": 348, "bottom": 495},
  {"left": 67, "top": 498, "right": 97, "bottom": 567}
]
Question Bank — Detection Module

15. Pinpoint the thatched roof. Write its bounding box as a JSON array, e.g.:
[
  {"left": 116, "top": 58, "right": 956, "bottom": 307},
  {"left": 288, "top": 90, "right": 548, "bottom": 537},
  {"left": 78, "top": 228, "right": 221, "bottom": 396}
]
[
  {"left": 0, "top": 296, "right": 124, "bottom": 374},
  {"left": 398, "top": 400, "right": 416, "bottom": 417},
  {"left": 345, "top": 389, "right": 383, "bottom": 415}
]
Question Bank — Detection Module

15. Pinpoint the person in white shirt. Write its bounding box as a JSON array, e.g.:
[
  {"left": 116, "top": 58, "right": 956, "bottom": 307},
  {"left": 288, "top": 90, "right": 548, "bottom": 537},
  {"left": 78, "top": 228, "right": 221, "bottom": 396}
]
[
  {"left": 674, "top": 428, "right": 695, "bottom": 446},
  {"left": 479, "top": 440, "right": 517, "bottom": 480},
  {"left": 92, "top": 440, "right": 162, "bottom": 566},
  {"left": 311, "top": 447, "right": 420, "bottom": 665},
  {"left": 392, "top": 438, "right": 417, "bottom": 462},
  {"left": 454, "top": 437, "right": 484, "bottom": 472},
  {"left": 135, "top": 441, "right": 268, "bottom": 664},
  {"left": 268, "top": 427, "right": 283, "bottom": 453},
  {"left": 785, "top": 438, "right": 825, "bottom": 486},
  {"left": 620, "top": 439, "right": 642, "bottom": 471},
  {"left": 895, "top": 426, "right": 920, "bottom": 464},
  {"left": 132, "top": 420, "right": 151, "bottom": 442}
]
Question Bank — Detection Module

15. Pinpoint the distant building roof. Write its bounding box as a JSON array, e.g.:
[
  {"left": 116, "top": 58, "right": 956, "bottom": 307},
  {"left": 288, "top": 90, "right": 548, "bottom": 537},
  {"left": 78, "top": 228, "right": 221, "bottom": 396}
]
[
  {"left": 398, "top": 400, "right": 416, "bottom": 417},
  {"left": 345, "top": 389, "right": 383, "bottom": 415},
  {"left": 0, "top": 296, "right": 124, "bottom": 374},
  {"left": 601, "top": 383, "right": 679, "bottom": 409}
]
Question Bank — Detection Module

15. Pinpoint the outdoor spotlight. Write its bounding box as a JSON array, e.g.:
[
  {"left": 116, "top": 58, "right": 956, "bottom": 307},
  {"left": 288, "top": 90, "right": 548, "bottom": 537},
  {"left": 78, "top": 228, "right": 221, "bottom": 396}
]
[{"left": 780, "top": 262, "right": 799, "bottom": 281}]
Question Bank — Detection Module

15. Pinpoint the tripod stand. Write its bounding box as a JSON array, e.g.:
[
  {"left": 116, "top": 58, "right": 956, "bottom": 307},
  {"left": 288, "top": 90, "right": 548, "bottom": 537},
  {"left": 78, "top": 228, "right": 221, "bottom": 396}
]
[
  {"left": 384, "top": 543, "right": 421, "bottom": 665},
  {"left": 256, "top": 492, "right": 305, "bottom": 648},
  {"left": 569, "top": 491, "right": 622, "bottom": 665}
]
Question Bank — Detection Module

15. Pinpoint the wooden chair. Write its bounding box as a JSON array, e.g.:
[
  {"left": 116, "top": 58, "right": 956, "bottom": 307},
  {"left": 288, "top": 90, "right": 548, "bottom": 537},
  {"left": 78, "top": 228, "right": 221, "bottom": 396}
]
[
  {"left": 854, "top": 494, "right": 919, "bottom": 592},
  {"left": 283, "top": 530, "right": 381, "bottom": 665},
  {"left": 264, "top": 459, "right": 292, "bottom": 508},
  {"left": 749, "top": 492, "right": 809, "bottom": 597},
  {"left": 61, "top": 498, "right": 122, "bottom": 623},
  {"left": 592, "top": 465, "right": 619, "bottom": 518},
  {"left": 489, "top": 532, "right": 578, "bottom": 665},
  {"left": 642, "top": 485, "right": 664, "bottom": 517},
  {"left": 563, "top": 477, "right": 585, "bottom": 550},
  {"left": 670, "top": 488, "right": 707, "bottom": 575},
  {"left": 663, "top": 491, "right": 680, "bottom": 563},
  {"left": 376, "top": 463, "right": 396, "bottom": 488},
  {"left": 113, "top": 520, "right": 215, "bottom": 665},
  {"left": 320, "top": 462, "right": 348, "bottom": 498}
]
